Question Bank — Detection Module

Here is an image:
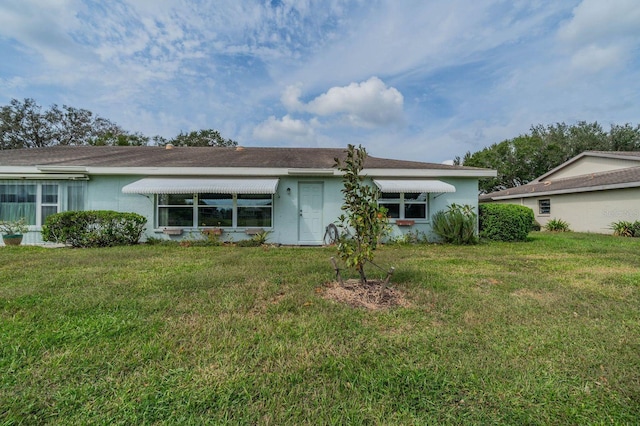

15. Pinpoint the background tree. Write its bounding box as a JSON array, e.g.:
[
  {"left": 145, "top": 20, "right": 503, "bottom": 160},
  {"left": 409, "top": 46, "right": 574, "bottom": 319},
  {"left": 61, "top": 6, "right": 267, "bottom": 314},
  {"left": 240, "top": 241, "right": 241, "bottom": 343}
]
[
  {"left": 457, "top": 121, "right": 640, "bottom": 193},
  {"left": 0, "top": 98, "right": 239, "bottom": 149},
  {"left": 0, "top": 98, "right": 135, "bottom": 149},
  {"left": 334, "top": 144, "right": 389, "bottom": 284},
  {"left": 161, "top": 129, "right": 237, "bottom": 147}
]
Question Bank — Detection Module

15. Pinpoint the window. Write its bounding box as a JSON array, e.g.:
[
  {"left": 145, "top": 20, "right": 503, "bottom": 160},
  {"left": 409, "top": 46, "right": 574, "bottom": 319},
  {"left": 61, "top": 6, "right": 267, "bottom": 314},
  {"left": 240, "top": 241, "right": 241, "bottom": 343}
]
[
  {"left": 158, "top": 194, "right": 195, "bottom": 227},
  {"left": 0, "top": 183, "right": 36, "bottom": 224},
  {"left": 0, "top": 181, "right": 86, "bottom": 226},
  {"left": 157, "top": 193, "right": 273, "bottom": 228},
  {"left": 237, "top": 194, "right": 272, "bottom": 227},
  {"left": 198, "top": 194, "right": 233, "bottom": 227},
  {"left": 41, "top": 184, "right": 59, "bottom": 224},
  {"left": 379, "top": 192, "right": 428, "bottom": 220},
  {"left": 539, "top": 199, "right": 551, "bottom": 215}
]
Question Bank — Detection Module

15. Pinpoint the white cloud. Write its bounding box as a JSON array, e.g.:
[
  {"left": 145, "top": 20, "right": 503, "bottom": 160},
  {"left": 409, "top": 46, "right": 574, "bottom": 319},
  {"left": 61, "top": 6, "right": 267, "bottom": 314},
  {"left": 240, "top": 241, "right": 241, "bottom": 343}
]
[
  {"left": 557, "top": 0, "right": 640, "bottom": 72},
  {"left": 558, "top": 0, "right": 640, "bottom": 45},
  {"left": 252, "top": 115, "right": 315, "bottom": 144},
  {"left": 280, "top": 83, "right": 304, "bottom": 111},
  {"left": 282, "top": 77, "right": 404, "bottom": 128},
  {"left": 570, "top": 44, "right": 627, "bottom": 73},
  {"left": 0, "top": 0, "right": 86, "bottom": 67}
]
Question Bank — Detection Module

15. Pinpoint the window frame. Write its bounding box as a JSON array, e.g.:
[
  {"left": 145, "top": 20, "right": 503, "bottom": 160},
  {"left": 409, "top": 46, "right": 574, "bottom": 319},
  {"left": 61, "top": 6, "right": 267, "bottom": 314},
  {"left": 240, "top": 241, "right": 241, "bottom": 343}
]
[
  {"left": 156, "top": 193, "right": 274, "bottom": 229},
  {"left": 0, "top": 180, "right": 86, "bottom": 228},
  {"left": 379, "top": 192, "right": 429, "bottom": 221},
  {"left": 40, "top": 183, "right": 60, "bottom": 225},
  {"left": 538, "top": 198, "right": 551, "bottom": 215}
]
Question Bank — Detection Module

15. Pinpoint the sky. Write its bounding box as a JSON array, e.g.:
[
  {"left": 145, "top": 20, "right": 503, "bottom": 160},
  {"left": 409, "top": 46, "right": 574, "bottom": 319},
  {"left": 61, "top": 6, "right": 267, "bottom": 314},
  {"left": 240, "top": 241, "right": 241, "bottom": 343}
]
[{"left": 1, "top": 0, "right": 639, "bottom": 163}]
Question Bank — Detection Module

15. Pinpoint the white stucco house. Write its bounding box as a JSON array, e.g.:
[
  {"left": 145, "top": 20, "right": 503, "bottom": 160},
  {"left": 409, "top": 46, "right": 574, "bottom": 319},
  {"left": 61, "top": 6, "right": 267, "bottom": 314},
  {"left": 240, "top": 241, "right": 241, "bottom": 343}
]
[
  {"left": 480, "top": 151, "right": 640, "bottom": 233},
  {"left": 0, "top": 145, "right": 495, "bottom": 245}
]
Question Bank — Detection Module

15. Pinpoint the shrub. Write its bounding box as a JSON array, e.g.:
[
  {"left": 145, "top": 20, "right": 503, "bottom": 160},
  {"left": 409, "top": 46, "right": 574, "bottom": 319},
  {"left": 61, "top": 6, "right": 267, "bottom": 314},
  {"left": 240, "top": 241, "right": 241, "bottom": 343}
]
[
  {"left": 479, "top": 204, "right": 534, "bottom": 242},
  {"left": 431, "top": 203, "right": 478, "bottom": 244},
  {"left": 42, "top": 210, "right": 146, "bottom": 248},
  {"left": 544, "top": 218, "right": 571, "bottom": 232},
  {"left": 236, "top": 232, "right": 271, "bottom": 247},
  {"left": 611, "top": 220, "right": 640, "bottom": 237},
  {"left": 388, "top": 230, "right": 428, "bottom": 245}
]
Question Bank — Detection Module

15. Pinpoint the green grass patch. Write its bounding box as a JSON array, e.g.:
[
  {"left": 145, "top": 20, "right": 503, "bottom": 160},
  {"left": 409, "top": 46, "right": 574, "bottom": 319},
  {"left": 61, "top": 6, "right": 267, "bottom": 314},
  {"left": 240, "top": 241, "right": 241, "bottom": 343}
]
[{"left": 1, "top": 233, "right": 639, "bottom": 424}]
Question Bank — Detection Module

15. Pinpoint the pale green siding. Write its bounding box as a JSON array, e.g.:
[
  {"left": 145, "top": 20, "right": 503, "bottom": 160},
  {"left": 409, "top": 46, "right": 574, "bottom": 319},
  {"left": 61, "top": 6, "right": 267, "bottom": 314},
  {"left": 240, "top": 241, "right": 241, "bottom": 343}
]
[{"left": 12, "top": 174, "right": 481, "bottom": 245}]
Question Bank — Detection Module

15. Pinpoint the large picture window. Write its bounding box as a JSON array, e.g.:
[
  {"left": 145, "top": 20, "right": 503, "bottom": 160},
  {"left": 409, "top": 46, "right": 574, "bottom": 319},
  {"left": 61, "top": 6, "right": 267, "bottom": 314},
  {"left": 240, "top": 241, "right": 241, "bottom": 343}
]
[
  {"left": 0, "top": 181, "right": 85, "bottom": 226},
  {"left": 379, "top": 192, "right": 428, "bottom": 220},
  {"left": 157, "top": 193, "right": 272, "bottom": 228}
]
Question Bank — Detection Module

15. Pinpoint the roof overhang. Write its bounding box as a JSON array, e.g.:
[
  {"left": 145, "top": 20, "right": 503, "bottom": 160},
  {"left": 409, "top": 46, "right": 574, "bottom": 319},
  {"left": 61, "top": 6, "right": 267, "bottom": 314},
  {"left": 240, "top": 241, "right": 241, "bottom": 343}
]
[
  {"left": 121, "top": 178, "right": 280, "bottom": 194},
  {"left": 287, "top": 168, "right": 336, "bottom": 176},
  {"left": 363, "top": 168, "right": 496, "bottom": 178},
  {"left": 373, "top": 179, "right": 456, "bottom": 193},
  {"left": 0, "top": 173, "right": 89, "bottom": 180},
  {"left": 485, "top": 181, "right": 640, "bottom": 200},
  {"left": 36, "top": 165, "right": 89, "bottom": 173}
]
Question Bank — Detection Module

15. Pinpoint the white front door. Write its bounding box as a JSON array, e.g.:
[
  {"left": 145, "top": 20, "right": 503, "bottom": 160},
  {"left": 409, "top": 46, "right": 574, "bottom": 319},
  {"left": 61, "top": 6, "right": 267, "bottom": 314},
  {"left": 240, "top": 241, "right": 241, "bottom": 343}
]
[{"left": 298, "top": 182, "right": 324, "bottom": 244}]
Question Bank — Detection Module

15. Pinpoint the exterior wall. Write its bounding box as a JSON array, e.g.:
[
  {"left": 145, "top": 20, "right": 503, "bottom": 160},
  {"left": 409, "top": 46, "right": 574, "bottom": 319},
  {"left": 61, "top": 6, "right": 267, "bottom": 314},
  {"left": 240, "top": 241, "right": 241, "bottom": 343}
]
[
  {"left": 547, "top": 156, "right": 640, "bottom": 180},
  {"left": 9, "top": 174, "right": 482, "bottom": 246},
  {"left": 88, "top": 175, "right": 346, "bottom": 245},
  {"left": 381, "top": 177, "right": 480, "bottom": 242},
  {"left": 489, "top": 187, "right": 640, "bottom": 234}
]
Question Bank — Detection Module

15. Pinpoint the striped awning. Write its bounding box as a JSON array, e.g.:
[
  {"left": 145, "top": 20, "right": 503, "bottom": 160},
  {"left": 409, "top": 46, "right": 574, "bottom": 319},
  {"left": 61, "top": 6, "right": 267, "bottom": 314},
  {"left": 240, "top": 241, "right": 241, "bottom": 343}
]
[
  {"left": 122, "top": 178, "right": 279, "bottom": 194},
  {"left": 373, "top": 179, "right": 456, "bottom": 193}
]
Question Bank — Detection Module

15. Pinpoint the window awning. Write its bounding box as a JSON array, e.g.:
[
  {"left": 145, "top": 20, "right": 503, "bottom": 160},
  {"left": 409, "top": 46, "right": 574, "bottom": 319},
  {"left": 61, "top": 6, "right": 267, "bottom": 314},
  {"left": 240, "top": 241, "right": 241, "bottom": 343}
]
[
  {"left": 122, "top": 178, "right": 279, "bottom": 194},
  {"left": 373, "top": 179, "right": 456, "bottom": 193}
]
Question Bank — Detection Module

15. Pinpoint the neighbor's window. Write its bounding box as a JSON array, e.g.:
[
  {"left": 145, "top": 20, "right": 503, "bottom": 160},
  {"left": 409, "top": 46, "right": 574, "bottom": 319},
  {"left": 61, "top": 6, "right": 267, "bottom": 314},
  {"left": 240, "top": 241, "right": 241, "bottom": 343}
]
[
  {"left": 0, "top": 181, "right": 86, "bottom": 226},
  {"left": 379, "top": 192, "right": 428, "bottom": 220},
  {"left": 539, "top": 199, "right": 551, "bottom": 215},
  {"left": 157, "top": 193, "right": 273, "bottom": 228}
]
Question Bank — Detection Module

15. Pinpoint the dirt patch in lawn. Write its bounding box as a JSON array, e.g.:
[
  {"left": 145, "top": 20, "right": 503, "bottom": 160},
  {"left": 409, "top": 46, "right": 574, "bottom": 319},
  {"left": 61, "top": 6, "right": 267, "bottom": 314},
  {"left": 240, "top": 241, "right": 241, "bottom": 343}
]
[{"left": 322, "top": 279, "right": 411, "bottom": 310}]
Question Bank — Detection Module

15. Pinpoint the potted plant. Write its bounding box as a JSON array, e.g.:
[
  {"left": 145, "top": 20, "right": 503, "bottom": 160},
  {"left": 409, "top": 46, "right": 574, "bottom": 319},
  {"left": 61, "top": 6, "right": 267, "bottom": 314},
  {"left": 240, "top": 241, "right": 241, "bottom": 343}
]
[{"left": 0, "top": 217, "right": 29, "bottom": 246}]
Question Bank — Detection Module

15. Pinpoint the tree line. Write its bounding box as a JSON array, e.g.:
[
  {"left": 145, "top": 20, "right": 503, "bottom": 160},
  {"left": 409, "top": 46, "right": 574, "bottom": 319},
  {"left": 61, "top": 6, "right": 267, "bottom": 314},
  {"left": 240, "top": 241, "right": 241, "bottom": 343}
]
[
  {"left": 0, "top": 98, "right": 237, "bottom": 149},
  {"left": 4, "top": 99, "right": 639, "bottom": 195},
  {"left": 455, "top": 121, "right": 640, "bottom": 193}
]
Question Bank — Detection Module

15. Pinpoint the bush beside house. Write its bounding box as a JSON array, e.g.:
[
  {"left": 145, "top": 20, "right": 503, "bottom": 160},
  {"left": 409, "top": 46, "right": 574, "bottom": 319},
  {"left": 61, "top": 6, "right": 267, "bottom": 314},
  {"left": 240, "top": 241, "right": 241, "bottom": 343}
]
[
  {"left": 479, "top": 204, "right": 534, "bottom": 242},
  {"left": 42, "top": 211, "right": 146, "bottom": 248},
  {"left": 431, "top": 204, "right": 478, "bottom": 245}
]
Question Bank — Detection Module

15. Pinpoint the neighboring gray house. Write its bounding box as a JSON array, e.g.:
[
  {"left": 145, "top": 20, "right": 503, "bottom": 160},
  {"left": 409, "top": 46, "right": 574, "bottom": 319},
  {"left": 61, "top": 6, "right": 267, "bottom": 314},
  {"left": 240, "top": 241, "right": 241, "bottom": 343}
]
[
  {"left": 480, "top": 151, "right": 640, "bottom": 233},
  {"left": 0, "top": 145, "right": 495, "bottom": 245}
]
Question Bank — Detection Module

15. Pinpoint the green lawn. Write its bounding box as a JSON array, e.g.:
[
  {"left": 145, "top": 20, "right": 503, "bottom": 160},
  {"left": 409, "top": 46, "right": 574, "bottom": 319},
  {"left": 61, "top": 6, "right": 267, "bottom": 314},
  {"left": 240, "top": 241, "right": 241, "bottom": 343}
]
[{"left": 1, "top": 233, "right": 639, "bottom": 424}]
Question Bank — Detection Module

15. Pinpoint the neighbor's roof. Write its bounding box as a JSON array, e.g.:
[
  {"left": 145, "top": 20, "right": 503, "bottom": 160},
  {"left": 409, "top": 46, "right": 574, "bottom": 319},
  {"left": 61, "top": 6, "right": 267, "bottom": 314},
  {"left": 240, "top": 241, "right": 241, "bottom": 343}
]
[
  {"left": 480, "top": 165, "right": 640, "bottom": 201},
  {"left": 0, "top": 146, "right": 495, "bottom": 177},
  {"left": 535, "top": 150, "right": 640, "bottom": 182}
]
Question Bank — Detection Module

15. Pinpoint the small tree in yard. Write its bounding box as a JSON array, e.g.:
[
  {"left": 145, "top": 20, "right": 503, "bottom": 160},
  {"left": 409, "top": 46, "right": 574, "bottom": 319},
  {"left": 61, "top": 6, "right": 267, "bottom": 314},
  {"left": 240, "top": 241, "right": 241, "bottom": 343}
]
[{"left": 334, "top": 144, "right": 389, "bottom": 284}]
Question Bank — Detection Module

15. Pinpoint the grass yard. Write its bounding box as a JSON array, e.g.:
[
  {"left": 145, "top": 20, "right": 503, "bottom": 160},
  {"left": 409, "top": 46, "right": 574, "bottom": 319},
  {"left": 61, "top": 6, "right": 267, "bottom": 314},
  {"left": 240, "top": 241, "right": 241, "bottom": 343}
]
[{"left": 1, "top": 232, "right": 639, "bottom": 424}]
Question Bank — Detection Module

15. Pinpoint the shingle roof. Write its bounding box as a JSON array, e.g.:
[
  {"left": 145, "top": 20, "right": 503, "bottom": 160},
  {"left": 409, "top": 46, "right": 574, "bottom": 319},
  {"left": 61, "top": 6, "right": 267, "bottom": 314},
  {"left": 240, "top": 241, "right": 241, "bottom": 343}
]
[
  {"left": 535, "top": 150, "right": 640, "bottom": 182},
  {"left": 0, "top": 145, "right": 486, "bottom": 171},
  {"left": 480, "top": 166, "right": 640, "bottom": 201}
]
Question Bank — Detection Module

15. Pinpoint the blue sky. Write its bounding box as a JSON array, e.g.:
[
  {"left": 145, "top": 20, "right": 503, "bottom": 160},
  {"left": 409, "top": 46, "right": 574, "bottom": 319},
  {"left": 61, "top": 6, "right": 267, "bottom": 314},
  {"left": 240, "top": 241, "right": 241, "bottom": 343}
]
[{"left": 1, "top": 0, "right": 639, "bottom": 163}]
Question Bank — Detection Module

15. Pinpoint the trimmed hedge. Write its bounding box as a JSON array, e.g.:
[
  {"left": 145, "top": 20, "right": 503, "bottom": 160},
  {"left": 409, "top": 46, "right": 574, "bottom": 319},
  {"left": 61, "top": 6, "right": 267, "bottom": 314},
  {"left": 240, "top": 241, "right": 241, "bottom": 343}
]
[
  {"left": 479, "top": 203, "right": 534, "bottom": 242},
  {"left": 42, "top": 210, "right": 146, "bottom": 248}
]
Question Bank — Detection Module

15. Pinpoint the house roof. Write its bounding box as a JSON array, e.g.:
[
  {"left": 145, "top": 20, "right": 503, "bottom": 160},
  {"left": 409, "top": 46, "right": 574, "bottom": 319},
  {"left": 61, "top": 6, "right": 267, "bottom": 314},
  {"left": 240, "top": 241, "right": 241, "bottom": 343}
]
[
  {"left": 0, "top": 145, "right": 495, "bottom": 178},
  {"left": 535, "top": 150, "right": 640, "bottom": 182},
  {"left": 480, "top": 164, "right": 640, "bottom": 201}
]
